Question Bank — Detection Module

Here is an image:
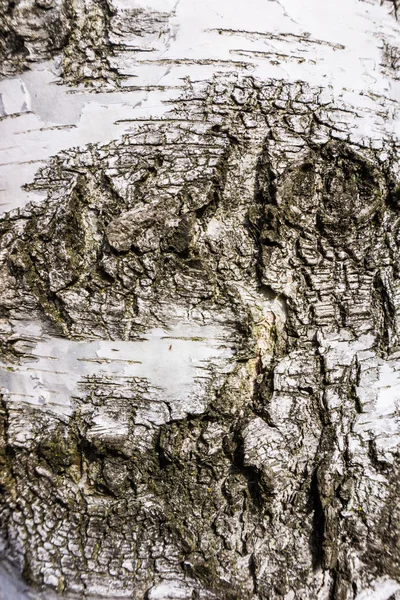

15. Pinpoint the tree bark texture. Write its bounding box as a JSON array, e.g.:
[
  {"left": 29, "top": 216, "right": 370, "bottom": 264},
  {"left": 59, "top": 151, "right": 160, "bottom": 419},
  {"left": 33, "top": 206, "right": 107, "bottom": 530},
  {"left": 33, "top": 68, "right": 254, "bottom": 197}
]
[{"left": 0, "top": 1, "right": 400, "bottom": 599}]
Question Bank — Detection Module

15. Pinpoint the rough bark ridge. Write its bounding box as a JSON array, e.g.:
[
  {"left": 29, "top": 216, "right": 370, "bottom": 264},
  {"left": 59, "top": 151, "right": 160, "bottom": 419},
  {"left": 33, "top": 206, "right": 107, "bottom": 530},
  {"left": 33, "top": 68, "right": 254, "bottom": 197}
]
[{"left": 0, "top": 2, "right": 400, "bottom": 600}]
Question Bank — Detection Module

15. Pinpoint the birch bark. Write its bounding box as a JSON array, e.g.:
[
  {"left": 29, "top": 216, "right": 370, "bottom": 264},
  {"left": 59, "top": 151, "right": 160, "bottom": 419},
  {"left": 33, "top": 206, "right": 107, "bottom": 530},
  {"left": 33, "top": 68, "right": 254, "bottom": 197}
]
[{"left": 0, "top": 1, "right": 400, "bottom": 599}]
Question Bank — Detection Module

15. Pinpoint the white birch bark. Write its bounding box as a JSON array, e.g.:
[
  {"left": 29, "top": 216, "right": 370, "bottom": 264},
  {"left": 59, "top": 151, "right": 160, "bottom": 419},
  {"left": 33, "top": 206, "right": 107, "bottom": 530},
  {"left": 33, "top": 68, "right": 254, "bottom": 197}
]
[{"left": 0, "top": 1, "right": 400, "bottom": 598}]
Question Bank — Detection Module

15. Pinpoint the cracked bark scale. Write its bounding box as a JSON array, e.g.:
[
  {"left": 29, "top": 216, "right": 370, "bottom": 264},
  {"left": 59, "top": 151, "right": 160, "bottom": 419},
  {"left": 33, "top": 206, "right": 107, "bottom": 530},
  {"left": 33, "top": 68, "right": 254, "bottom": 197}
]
[{"left": 0, "top": 0, "right": 400, "bottom": 599}]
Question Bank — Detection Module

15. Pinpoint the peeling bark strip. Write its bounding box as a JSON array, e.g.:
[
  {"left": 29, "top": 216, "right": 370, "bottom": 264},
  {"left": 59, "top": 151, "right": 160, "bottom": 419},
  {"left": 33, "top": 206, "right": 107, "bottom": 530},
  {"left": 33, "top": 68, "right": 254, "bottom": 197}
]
[{"left": 1, "top": 0, "right": 400, "bottom": 599}]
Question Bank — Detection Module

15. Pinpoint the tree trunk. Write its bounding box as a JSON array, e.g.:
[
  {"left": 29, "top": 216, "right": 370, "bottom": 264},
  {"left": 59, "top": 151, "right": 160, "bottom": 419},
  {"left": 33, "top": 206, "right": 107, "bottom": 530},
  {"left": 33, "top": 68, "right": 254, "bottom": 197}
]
[{"left": 0, "top": 1, "right": 400, "bottom": 598}]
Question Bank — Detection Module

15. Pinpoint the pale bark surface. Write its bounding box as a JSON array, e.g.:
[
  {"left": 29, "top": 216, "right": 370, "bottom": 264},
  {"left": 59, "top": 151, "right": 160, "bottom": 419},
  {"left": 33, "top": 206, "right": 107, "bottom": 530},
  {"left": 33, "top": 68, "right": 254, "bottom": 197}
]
[{"left": 0, "top": 1, "right": 400, "bottom": 599}]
